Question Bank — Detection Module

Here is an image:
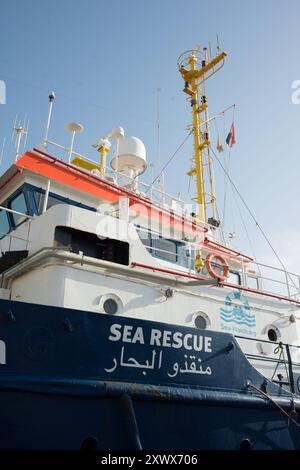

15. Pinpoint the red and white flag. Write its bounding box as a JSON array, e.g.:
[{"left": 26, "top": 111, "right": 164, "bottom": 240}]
[{"left": 226, "top": 123, "right": 236, "bottom": 147}]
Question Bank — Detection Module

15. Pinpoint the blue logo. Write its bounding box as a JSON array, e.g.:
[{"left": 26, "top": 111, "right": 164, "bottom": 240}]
[{"left": 220, "top": 291, "right": 256, "bottom": 328}]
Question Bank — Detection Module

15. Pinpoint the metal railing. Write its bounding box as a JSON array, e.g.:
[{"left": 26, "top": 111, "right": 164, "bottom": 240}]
[
  {"left": 43, "top": 139, "right": 190, "bottom": 217},
  {"left": 235, "top": 335, "right": 300, "bottom": 394},
  {"left": 241, "top": 260, "right": 300, "bottom": 301},
  {"left": 136, "top": 226, "right": 300, "bottom": 300}
]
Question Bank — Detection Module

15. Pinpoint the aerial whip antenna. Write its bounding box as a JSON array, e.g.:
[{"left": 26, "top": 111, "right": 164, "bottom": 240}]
[
  {"left": 41, "top": 92, "right": 55, "bottom": 150},
  {"left": 0, "top": 137, "right": 6, "bottom": 168}
]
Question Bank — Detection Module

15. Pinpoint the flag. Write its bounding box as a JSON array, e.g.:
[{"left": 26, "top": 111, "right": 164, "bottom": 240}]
[
  {"left": 226, "top": 123, "right": 236, "bottom": 147},
  {"left": 216, "top": 134, "right": 224, "bottom": 153}
]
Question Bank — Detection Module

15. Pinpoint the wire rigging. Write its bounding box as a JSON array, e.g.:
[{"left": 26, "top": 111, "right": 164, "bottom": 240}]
[
  {"left": 211, "top": 146, "right": 299, "bottom": 294},
  {"left": 146, "top": 130, "right": 193, "bottom": 191}
]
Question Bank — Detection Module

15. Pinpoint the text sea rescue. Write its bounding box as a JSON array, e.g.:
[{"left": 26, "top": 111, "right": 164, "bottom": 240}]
[{"left": 108, "top": 324, "right": 212, "bottom": 353}]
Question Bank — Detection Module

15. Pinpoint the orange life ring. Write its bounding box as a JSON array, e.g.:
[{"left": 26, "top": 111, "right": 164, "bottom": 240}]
[{"left": 205, "top": 253, "right": 229, "bottom": 281}]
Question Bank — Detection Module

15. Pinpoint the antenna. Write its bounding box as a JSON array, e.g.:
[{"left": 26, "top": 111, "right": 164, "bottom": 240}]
[
  {"left": 92, "top": 127, "right": 124, "bottom": 178},
  {"left": 149, "top": 162, "right": 155, "bottom": 199},
  {"left": 13, "top": 115, "right": 29, "bottom": 161},
  {"left": 24, "top": 117, "right": 30, "bottom": 149},
  {"left": 41, "top": 92, "right": 55, "bottom": 150},
  {"left": 156, "top": 87, "right": 164, "bottom": 203},
  {"left": 0, "top": 137, "right": 6, "bottom": 168},
  {"left": 14, "top": 126, "right": 26, "bottom": 161},
  {"left": 11, "top": 115, "right": 18, "bottom": 143},
  {"left": 65, "top": 122, "right": 84, "bottom": 163},
  {"left": 178, "top": 42, "right": 227, "bottom": 223},
  {"left": 216, "top": 34, "right": 220, "bottom": 54}
]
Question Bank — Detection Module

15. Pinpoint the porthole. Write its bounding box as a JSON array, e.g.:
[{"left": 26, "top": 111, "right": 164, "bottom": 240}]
[
  {"left": 240, "top": 438, "right": 252, "bottom": 451},
  {"left": 193, "top": 312, "right": 210, "bottom": 330},
  {"left": 103, "top": 298, "right": 118, "bottom": 315},
  {"left": 80, "top": 436, "right": 99, "bottom": 450},
  {"left": 267, "top": 328, "right": 278, "bottom": 342},
  {"left": 99, "top": 294, "right": 123, "bottom": 315}
]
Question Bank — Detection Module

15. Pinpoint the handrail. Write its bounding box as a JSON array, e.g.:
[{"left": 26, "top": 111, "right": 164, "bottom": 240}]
[
  {"left": 131, "top": 261, "right": 300, "bottom": 306},
  {"left": 0, "top": 206, "right": 32, "bottom": 220},
  {"left": 235, "top": 335, "right": 300, "bottom": 349},
  {"left": 245, "top": 353, "right": 300, "bottom": 368},
  {"left": 137, "top": 226, "right": 300, "bottom": 299},
  {"left": 31, "top": 148, "right": 208, "bottom": 233}
]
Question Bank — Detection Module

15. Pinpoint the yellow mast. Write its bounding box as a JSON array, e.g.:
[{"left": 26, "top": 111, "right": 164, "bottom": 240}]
[{"left": 178, "top": 46, "right": 227, "bottom": 224}]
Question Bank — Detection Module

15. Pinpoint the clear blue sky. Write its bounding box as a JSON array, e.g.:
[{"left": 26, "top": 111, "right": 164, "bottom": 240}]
[{"left": 1, "top": 0, "right": 300, "bottom": 269}]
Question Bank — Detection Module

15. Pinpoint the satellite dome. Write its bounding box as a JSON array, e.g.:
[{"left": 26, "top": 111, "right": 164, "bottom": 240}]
[{"left": 110, "top": 136, "right": 147, "bottom": 176}]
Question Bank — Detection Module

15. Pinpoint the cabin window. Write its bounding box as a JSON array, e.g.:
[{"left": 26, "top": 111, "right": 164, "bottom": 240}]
[
  {"left": 33, "top": 191, "right": 44, "bottom": 213},
  {"left": 0, "top": 210, "right": 9, "bottom": 239},
  {"left": 9, "top": 193, "right": 28, "bottom": 227},
  {"left": 136, "top": 227, "right": 151, "bottom": 247},
  {"left": 136, "top": 226, "right": 188, "bottom": 266},
  {"left": 45, "top": 195, "right": 66, "bottom": 209},
  {"left": 194, "top": 315, "right": 208, "bottom": 329},
  {"left": 247, "top": 275, "right": 259, "bottom": 290},
  {"left": 155, "top": 237, "right": 177, "bottom": 262},
  {"left": 34, "top": 192, "right": 66, "bottom": 213},
  {"left": 227, "top": 270, "right": 241, "bottom": 286},
  {"left": 33, "top": 189, "right": 95, "bottom": 214}
]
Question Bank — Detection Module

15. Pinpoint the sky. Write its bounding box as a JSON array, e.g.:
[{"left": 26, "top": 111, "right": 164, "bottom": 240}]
[{"left": 1, "top": 0, "right": 300, "bottom": 273}]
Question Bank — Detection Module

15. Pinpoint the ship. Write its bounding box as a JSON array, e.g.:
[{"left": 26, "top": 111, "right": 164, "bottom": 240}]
[{"left": 0, "top": 44, "right": 300, "bottom": 452}]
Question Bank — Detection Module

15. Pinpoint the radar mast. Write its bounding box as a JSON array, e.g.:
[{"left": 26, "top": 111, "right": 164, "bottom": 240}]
[{"left": 178, "top": 43, "right": 227, "bottom": 225}]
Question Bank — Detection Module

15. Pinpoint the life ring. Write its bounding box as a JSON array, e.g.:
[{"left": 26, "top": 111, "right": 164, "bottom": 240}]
[{"left": 205, "top": 253, "right": 229, "bottom": 281}]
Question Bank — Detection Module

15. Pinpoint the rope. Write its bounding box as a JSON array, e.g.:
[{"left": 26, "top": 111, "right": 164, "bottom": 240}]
[
  {"left": 271, "top": 343, "right": 290, "bottom": 386},
  {"left": 248, "top": 383, "right": 300, "bottom": 429}
]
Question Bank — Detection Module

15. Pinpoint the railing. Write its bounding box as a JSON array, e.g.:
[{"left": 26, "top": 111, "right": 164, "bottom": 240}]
[
  {"left": 241, "top": 260, "right": 300, "bottom": 301},
  {"left": 0, "top": 207, "right": 32, "bottom": 251},
  {"left": 235, "top": 335, "right": 300, "bottom": 394},
  {"left": 136, "top": 227, "right": 300, "bottom": 303},
  {"left": 43, "top": 139, "right": 190, "bottom": 217}
]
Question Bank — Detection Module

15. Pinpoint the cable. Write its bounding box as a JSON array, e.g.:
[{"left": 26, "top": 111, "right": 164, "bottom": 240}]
[
  {"left": 248, "top": 383, "right": 300, "bottom": 429},
  {"left": 146, "top": 129, "right": 193, "bottom": 191},
  {"left": 211, "top": 146, "right": 300, "bottom": 295}
]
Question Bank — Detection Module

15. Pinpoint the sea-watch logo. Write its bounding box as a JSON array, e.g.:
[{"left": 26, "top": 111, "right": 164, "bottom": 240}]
[
  {"left": 0, "top": 80, "right": 6, "bottom": 104},
  {"left": 220, "top": 290, "right": 256, "bottom": 328}
]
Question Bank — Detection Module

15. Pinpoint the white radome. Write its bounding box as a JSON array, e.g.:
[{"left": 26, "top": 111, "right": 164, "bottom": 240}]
[{"left": 111, "top": 136, "right": 147, "bottom": 176}]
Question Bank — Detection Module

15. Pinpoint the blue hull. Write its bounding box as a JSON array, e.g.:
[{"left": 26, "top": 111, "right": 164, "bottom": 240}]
[{"left": 0, "top": 299, "right": 299, "bottom": 450}]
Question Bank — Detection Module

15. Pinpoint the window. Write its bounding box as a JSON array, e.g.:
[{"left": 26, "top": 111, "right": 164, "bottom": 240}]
[
  {"left": 33, "top": 189, "right": 95, "bottom": 214},
  {"left": 0, "top": 210, "right": 9, "bottom": 239},
  {"left": 33, "top": 191, "right": 44, "bottom": 213},
  {"left": 267, "top": 328, "right": 278, "bottom": 342},
  {"left": 10, "top": 193, "right": 28, "bottom": 227},
  {"left": 136, "top": 227, "right": 151, "bottom": 248},
  {"left": 103, "top": 298, "right": 119, "bottom": 315},
  {"left": 136, "top": 226, "right": 189, "bottom": 266},
  {"left": 227, "top": 270, "right": 241, "bottom": 286},
  {"left": 194, "top": 315, "right": 208, "bottom": 329},
  {"left": 247, "top": 276, "right": 259, "bottom": 290},
  {"left": 34, "top": 192, "right": 65, "bottom": 213},
  {"left": 155, "top": 237, "right": 177, "bottom": 262}
]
